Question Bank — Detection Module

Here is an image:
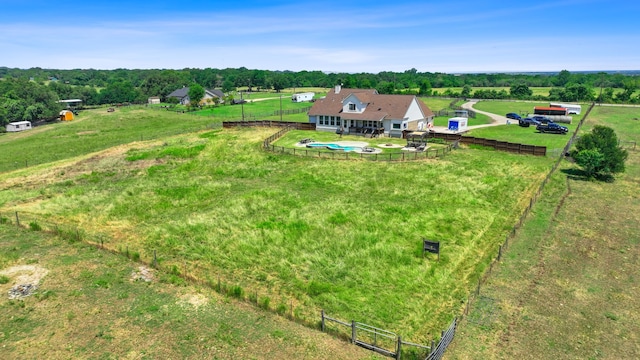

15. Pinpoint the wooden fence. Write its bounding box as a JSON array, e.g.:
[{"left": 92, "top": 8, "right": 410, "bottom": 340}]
[
  {"left": 223, "top": 120, "right": 316, "bottom": 130},
  {"left": 427, "top": 133, "right": 547, "bottom": 156}
]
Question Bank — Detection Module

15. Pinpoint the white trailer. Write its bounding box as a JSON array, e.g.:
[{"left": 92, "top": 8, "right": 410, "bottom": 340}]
[
  {"left": 292, "top": 92, "right": 315, "bottom": 102},
  {"left": 6, "top": 121, "right": 32, "bottom": 132},
  {"left": 550, "top": 102, "right": 582, "bottom": 115}
]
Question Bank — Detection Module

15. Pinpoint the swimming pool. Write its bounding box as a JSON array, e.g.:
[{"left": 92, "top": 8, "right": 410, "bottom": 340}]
[{"left": 306, "top": 143, "right": 362, "bottom": 152}]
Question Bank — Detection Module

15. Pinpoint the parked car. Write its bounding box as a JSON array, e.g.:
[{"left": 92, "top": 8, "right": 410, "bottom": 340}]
[
  {"left": 518, "top": 117, "right": 541, "bottom": 127},
  {"left": 536, "top": 122, "right": 568, "bottom": 134},
  {"left": 506, "top": 113, "right": 522, "bottom": 120},
  {"left": 531, "top": 115, "right": 552, "bottom": 123}
]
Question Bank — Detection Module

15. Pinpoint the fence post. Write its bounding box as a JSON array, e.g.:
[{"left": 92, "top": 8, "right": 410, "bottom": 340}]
[
  {"left": 351, "top": 320, "right": 356, "bottom": 344},
  {"left": 321, "top": 310, "right": 325, "bottom": 332},
  {"left": 396, "top": 336, "right": 402, "bottom": 360},
  {"left": 153, "top": 250, "right": 157, "bottom": 268},
  {"left": 15, "top": 211, "right": 20, "bottom": 227},
  {"left": 498, "top": 245, "right": 502, "bottom": 261}
]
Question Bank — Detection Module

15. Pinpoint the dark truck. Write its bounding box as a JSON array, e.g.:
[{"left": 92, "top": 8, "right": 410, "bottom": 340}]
[{"left": 536, "top": 121, "right": 568, "bottom": 134}]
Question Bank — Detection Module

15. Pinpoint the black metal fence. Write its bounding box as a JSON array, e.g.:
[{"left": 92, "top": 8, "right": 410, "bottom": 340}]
[
  {"left": 264, "top": 143, "right": 456, "bottom": 162},
  {"left": 321, "top": 310, "right": 436, "bottom": 360}
]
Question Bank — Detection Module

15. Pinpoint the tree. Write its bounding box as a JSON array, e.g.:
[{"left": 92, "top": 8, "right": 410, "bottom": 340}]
[
  {"left": 221, "top": 79, "right": 235, "bottom": 93},
  {"left": 509, "top": 83, "right": 532, "bottom": 99},
  {"left": 418, "top": 79, "right": 432, "bottom": 96},
  {"left": 555, "top": 70, "right": 572, "bottom": 87},
  {"left": 460, "top": 85, "right": 472, "bottom": 98},
  {"left": 571, "top": 125, "right": 628, "bottom": 180},
  {"left": 188, "top": 83, "right": 205, "bottom": 107}
]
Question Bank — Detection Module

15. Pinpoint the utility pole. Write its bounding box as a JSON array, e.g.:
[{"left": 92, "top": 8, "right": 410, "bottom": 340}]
[{"left": 241, "top": 91, "right": 245, "bottom": 121}]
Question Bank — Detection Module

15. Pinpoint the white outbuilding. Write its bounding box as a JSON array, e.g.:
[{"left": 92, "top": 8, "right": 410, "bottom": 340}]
[
  {"left": 291, "top": 92, "right": 315, "bottom": 102},
  {"left": 6, "top": 121, "right": 32, "bottom": 132}
]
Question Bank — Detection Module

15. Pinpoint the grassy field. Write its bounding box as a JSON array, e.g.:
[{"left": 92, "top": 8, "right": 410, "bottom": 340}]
[
  {"left": 193, "top": 97, "right": 314, "bottom": 122},
  {"left": 0, "top": 224, "right": 376, "bottom": 360},
  {"left": 0, "top": 106, "right": 556, "bottom": 348},
  {"left": 0, "top": 106, "right": 218, "bottom": 173},
  {"left": 4, "top": 99, "right": 633, "bottom": 359},
  {"left": 431, "top": 87, "right": 553, "bottom": 97},
  {"left": 446, "top": 105, "right": 640, "bottom": 359}
]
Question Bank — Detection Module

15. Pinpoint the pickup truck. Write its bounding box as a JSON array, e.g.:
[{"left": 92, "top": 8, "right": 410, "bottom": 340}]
[{"left": 536, "top": 122, "right": 568, "bottom": 134}]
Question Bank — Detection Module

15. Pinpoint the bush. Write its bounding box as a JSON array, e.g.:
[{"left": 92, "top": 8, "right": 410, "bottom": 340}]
[{"left": 572, "top": 125, "right": 628, "bottom": 179}]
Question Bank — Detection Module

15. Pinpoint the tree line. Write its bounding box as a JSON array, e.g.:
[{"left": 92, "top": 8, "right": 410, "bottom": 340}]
[{"left": 1, "top": 67, "right": 639, "bottom": 127}]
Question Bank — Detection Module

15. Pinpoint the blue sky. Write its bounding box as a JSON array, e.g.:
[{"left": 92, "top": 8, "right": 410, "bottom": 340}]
[{"left": 1, "top": 0, "right": 638, "bottom": 73}]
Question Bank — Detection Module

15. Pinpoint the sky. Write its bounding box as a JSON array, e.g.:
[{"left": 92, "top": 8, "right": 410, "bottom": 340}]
[{"left": 1, "top": 0, "right": 638, "bottom": 73}]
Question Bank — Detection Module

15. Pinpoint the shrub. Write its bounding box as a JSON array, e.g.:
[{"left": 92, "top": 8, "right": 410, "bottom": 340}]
[{"left": 29, "top": 221, "right": 42, "bottom": 231}]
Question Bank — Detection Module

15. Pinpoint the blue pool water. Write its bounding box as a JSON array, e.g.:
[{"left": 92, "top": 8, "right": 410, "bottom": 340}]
[{"left": 306, "top": 143, "right": 362, "bottom": 152}]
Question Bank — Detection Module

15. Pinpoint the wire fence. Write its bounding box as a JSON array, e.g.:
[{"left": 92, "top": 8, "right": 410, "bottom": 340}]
[
  {"left": 457, "top": 102, "right": 595, "bottom": 340},
  {"left": 1, "top": 210, "right": 313, "bottom": 328}
]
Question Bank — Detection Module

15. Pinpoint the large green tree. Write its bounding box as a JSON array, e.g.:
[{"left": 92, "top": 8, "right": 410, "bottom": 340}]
[
  {"left": 509, "top": 83, "right": 533, "bottom": 99},
  {"left": 571, "top": 125, "right": 628, "bottom": 180},
  {"left": 188, "top": 83, "right": 205, "bottom": 107}
]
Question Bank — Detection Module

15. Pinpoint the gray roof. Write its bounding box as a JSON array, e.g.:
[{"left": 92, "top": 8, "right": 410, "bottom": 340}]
[{"left": 167, "top": 87, "right": 224, "bottom": 99}]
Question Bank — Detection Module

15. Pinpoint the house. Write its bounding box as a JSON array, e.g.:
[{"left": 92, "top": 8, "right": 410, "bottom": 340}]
[
  {"left": 166, "top": 87, "right": 225, "bottom": 105},
  {"left": 148, "top": 96, "right": 161, "bottom": 105},
  {"left": 292, "top": 92, "right": 315, "bottom": 102},
  {"left": 59, "top": 110, "right": 74, "bottom": 121},
  {"left": 6, "top": 121, "right": 32, "bottom": 132},
  {"left": 308, "top": 85, "right": 434, "bottom": 138}
]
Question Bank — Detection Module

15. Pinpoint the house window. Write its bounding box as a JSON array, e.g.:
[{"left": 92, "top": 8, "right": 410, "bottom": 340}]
[
  {"left": 348, "top": 103, "right": 356, "bottom": 111},
  {"left": 392, "top": 123, "right": 401, "bottom": 129},
  {"left": 330, "top": 116, "right": 335, "bottom": 126}
]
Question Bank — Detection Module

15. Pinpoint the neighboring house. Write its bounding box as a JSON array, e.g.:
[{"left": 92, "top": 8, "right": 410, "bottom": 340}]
[
  {"left": 148, "top": 96, "right": 161, "bottom": 104},
  {"left": 166, "top": 87, "right": 225, "bottom": 105},
  {"left": 308, "top": 85, "right": 435, "bottom": 138},
  {"left": 6, "top": 121, "right": 32, "bottom": 132}
]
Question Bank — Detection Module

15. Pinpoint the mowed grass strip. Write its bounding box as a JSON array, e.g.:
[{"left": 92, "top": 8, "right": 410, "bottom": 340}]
[
  {"left": 0, "top": 224, "right": 377, "bottom": 360},
  {"left": 0, "top": 121, "right": 554, "bottom": 341},
  {"left": 447, "top": 105, "right": 640, "bottom": 359}
]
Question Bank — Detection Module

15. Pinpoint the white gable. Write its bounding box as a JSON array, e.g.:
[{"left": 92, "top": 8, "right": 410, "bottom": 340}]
[
  {"left": 342, "top": 93, "right": 367, "bottom": 113},
  {"left": 404, "top": 98, "right": 425, "bottom": 121}
]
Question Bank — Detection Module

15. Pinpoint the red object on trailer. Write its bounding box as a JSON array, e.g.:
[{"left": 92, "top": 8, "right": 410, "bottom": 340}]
[{"left": 534, "top": 106, "right": 568, "bottom": 116}]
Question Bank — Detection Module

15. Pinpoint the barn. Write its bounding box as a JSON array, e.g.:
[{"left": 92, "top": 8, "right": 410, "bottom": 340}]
[{"left": 6, "top": 121, "right": 32, "bottom": 132}]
